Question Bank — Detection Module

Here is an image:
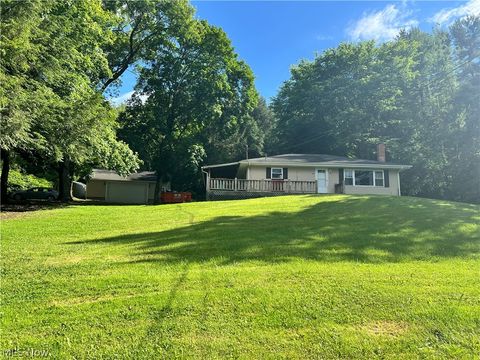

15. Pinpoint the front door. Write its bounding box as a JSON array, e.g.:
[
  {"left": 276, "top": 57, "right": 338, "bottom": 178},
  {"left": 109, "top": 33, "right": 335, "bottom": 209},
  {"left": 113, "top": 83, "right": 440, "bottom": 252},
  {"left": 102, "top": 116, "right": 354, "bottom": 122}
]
[{"left": 316, "top": 169, "right": 327, "bottom": 193}]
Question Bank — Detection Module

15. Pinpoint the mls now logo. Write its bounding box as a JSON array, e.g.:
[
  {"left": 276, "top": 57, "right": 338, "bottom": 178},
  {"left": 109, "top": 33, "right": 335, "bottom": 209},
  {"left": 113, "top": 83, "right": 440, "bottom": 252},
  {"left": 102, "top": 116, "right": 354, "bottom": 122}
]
[{"left": 3, "top": 347, "right": 50, "bottom": 357}]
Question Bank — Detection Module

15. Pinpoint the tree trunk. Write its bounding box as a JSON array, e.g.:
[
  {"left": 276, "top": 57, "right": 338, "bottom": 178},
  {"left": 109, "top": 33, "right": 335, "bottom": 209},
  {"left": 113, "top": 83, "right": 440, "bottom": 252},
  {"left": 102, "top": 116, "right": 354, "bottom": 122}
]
[
  {"left": 153, "top": 173, "right": 162, "bottom": 205},
  {"left": 1, "top": 149, "right": 10, "bottom": 204},
  {"left": 58, "top": 159, "right": 72, "bottom": 202}
]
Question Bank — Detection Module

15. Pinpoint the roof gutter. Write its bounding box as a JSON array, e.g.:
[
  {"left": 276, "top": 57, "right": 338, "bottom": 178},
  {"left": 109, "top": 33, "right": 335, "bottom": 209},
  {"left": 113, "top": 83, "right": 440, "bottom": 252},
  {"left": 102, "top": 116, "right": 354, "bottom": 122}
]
[
  {"left": 201, "top": 160, "right": 412, "bottom": 171},
  {"left": 239, "top": 162, "right": 412, "bottom": 170},
  {"left": 201, "top": 161, "right": 240, "bottom": 170}
]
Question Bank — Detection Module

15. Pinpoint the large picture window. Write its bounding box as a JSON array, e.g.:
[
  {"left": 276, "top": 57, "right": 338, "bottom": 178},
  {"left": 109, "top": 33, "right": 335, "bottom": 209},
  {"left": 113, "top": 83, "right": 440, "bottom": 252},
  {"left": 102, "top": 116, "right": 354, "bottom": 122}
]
[
  {"left": 344, "top": 169, "right": 385, "bottom": 187},
  {"left": 271, "top": 168, "right": 283, "bottom": 180},
  {"left": 355, "top": 170, "right": 373, "bottom": 186}
]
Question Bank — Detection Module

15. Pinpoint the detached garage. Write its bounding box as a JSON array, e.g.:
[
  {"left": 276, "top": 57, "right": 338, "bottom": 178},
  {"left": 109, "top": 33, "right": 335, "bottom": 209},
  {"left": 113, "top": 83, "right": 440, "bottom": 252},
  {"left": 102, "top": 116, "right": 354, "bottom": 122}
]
[{"left": 86, "top": 169, "right": 168, "bottom": 204}]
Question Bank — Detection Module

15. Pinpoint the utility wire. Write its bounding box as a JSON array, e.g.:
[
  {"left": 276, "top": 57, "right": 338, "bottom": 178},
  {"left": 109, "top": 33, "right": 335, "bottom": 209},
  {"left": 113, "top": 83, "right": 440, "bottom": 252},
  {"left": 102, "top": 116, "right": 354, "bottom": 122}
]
[{"left": 277, "top": 57, "right": 478, "bottom": 153}]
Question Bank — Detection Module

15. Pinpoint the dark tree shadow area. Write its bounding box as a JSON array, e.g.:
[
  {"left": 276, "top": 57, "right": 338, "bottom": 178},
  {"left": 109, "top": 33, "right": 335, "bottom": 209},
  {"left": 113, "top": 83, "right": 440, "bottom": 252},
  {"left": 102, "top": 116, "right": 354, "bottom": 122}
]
[{"left": 69, "top": 196, "right": 480, "bottom": 264}]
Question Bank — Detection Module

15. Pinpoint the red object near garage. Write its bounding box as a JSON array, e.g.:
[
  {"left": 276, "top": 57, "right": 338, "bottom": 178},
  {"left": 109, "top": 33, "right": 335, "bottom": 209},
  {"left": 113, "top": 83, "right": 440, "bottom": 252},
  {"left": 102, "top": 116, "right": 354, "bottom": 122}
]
[{"left": 160, "top": 191, "right": 192, "bottom": 203}]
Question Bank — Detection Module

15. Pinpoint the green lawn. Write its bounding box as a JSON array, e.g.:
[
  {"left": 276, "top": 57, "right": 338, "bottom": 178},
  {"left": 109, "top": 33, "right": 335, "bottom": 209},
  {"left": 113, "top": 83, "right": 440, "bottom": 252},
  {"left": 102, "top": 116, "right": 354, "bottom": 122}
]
[{"left": 2, "top": 195, "right": 479, "bottom": 359}]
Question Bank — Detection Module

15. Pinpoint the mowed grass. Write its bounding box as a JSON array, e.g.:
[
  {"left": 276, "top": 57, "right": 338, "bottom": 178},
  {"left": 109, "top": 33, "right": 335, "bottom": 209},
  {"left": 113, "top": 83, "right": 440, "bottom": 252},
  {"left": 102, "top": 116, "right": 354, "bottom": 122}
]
[{"left": 1, "top": 195, "right": 479, "bottom": 359}]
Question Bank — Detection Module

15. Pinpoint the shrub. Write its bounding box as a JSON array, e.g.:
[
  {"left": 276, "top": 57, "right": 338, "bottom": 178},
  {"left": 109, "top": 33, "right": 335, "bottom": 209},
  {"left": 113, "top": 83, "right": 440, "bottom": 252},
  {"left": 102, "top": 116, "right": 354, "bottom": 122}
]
[{"left": 3, "top": 170, "right": 53, "bottom": 191}]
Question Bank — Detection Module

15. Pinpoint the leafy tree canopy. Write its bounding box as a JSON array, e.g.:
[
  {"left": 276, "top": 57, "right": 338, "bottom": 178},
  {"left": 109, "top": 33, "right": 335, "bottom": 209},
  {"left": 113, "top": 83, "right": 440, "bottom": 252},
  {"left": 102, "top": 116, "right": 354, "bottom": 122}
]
[
  {"left": 270, "top": 17, "right": 479, "bottom": 203},
  {"left": 119, "top": 17, "right": 259, "bottom": 198}
]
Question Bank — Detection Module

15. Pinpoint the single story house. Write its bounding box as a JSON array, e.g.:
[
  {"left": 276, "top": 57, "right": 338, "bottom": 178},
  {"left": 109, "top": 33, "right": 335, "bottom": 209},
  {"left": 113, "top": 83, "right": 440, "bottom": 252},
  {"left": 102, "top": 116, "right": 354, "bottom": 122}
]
[
  {"left": 86, "top": 169, "right": 169, "bottom": 204},
  {"left": 202, "top": 145, "right": 411, "bottom": 200}
]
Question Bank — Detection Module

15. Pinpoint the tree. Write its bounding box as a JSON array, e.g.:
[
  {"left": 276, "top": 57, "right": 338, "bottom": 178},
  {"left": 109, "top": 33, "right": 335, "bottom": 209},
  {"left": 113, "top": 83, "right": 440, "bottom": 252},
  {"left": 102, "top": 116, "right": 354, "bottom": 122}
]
[
  {"left": 0, "top": 74, "right": 34, "bottom": 203},
  {"left": 0, "top": 0, "right": 57, "bottom": 202},
  {"left": 34, "top": 90, "right": 141, "bottom": 200},
  {"left": 0, "top": 0, "right": 141, "bottom": 202},
  {"left": 271, "top": 41, "right": 401, "bottom": 157},
  {"left": 447, "top": 16, "right": 480, "bottom": 202},
  {"left": 120, "top": 19, "right": 258, "bottom": 201},
  {"left": 269, "top": 23, "right": 479, "bottom": 203},
  {"left": 249, "top": 97, "right": 276, "bottom": 156},
  {"left": 100, "top": 0, "right": 193, "bottom": 92}
]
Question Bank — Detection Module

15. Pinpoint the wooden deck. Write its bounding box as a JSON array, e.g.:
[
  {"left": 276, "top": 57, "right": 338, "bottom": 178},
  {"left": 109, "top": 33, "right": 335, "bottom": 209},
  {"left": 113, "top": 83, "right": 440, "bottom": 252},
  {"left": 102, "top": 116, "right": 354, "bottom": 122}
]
[{"left": 207, "top": 178, "right": 318, "bottom": 200}]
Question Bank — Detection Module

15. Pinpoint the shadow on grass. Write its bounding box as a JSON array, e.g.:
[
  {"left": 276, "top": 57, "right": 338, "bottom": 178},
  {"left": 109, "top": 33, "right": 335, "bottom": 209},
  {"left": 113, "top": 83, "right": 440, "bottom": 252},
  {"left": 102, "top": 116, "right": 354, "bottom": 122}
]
[{"left": 69, "top": 196, "right": 480, "bottom": 264}]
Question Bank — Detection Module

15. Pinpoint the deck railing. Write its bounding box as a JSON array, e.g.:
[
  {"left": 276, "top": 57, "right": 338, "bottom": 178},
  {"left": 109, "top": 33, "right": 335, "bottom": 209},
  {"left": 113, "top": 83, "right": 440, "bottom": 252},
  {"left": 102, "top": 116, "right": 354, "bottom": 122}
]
[{"left": 209, "top": 178, "right": 317, "bottom": 194}]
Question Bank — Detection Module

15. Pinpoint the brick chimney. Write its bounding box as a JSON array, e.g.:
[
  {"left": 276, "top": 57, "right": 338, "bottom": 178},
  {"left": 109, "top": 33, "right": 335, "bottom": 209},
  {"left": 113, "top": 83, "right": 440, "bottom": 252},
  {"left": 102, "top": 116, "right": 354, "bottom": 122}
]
[{"left": 377, "top": 143, "right": 386, "bottom": 162}]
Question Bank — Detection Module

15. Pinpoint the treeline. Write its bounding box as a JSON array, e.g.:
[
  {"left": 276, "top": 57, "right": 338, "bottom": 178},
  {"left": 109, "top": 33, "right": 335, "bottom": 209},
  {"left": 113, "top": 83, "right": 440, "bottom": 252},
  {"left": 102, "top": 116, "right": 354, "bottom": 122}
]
[
  {"left": 118, "top": 15, "right": 480, "bottom": 204},
  {"left": 0, "top": 0, "right": 271, "bottom": 203},
  {"left": 1, "top": 0, "right": 478, "bottom": 204},
  {"left": 268, "top": 16, "right": 479, "bottom": 204},
  {"left": 117, "top": 19, "right": 268, "bottom": 198}
]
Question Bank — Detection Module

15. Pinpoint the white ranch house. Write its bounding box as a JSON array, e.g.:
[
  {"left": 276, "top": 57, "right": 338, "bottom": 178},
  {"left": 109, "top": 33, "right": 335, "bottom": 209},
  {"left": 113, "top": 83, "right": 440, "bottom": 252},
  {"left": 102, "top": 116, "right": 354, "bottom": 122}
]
[{"left": 202, "top": 145, "right": 411, "bottom": 200}]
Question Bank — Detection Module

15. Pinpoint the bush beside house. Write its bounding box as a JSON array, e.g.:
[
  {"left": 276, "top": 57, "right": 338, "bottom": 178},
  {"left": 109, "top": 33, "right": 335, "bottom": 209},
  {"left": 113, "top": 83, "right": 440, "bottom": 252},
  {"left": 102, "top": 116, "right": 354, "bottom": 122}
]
[{"left": 2, "top": 169, "right": 53, "bottom": 191}]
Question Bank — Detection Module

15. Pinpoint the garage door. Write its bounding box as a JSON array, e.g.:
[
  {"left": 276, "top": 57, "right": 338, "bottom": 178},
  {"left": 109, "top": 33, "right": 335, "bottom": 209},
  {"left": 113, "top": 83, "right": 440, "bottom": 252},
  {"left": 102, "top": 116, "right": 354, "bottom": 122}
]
[{"left": 106, "top": 182, "right": 148, "bottom": 204}]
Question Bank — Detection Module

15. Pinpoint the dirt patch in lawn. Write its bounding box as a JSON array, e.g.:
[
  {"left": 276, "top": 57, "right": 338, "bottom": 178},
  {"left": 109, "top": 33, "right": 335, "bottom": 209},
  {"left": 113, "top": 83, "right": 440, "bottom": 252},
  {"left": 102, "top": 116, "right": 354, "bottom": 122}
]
[
  {"left": 360, "top": 320, "right": 409, "bottom": 337},
  {"left": 1, "top": 211, "right": 33, "bottom": 220},
  {"left": 44, "top": 254, "right": 90, "bottom": 267}
]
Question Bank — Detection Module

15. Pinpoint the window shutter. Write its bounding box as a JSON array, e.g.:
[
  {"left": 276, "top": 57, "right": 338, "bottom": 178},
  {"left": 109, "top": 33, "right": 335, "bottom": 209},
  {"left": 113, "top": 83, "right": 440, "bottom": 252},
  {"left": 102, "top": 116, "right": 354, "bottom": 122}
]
[
  {"left": 339, "top": 168, "right": 344, "bottom": 184},
  {"left": 384, "top": 170, "right": 389, "bottom": 187},
  {"left": 266, "top": 167, "right": 271, "bottom": 179},
  {"left": 283, "top": 168, "right": 288, "bottom": 179}
]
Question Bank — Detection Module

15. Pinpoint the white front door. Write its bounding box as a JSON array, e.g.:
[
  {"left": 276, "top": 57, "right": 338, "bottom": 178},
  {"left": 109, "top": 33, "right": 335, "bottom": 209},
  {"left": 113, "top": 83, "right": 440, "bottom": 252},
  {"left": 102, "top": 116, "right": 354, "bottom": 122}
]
[{"left": 316, "top": 169, "right": 327, "bottom": 193}]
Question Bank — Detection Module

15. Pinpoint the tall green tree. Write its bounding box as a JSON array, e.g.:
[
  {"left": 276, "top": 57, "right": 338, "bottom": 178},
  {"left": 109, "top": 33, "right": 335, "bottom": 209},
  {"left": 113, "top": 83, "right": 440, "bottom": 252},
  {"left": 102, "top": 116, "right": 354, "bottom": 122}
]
[
  {"left": 0, "top": 0, "right": 141, "bottom": 202},
  {"left": 0, "top": 0, "right": 52, "bottom": 202},
  {"left": 119, "top": 18, "right": 258, "bottom": 200},
  {"left": 447, "top": 16, "right": 480, "bottom": 202},
  {"left": 100, "top": 0, "right": 193, "bottom": 92},
  {"left": 270, "top": 21, "right": 479, "bottom": 203},
  {"left": 248, "top": 97, "right": 277, "bottom": 157}
]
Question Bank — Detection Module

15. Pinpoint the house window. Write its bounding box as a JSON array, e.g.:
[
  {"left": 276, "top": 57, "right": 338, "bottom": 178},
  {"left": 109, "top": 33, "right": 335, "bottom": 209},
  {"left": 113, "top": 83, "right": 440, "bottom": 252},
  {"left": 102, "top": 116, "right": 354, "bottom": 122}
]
[
  {"left": 344, "top": 169, "right": 385, "bottom": 187},
  {"left": 271, "top": 168, "right": 283, "bottom": 180},
  {"left": 344, "top": 170, "right": 353, "bottom": 185},
  {"left": 375, "top": 171, "right": 384, "bottom": 186},
  {"left": 355, "top": 170, "right": 374, "bottom": 186}
]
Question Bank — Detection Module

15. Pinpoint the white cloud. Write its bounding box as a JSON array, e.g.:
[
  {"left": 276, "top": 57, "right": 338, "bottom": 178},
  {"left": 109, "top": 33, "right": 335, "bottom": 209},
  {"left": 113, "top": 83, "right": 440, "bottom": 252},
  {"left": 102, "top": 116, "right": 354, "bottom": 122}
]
[
  {"left": 430, "top": 0, "right": 480, "bottom": 25},
  {"left": 347, "top": 4, "right": 418, "bottom": 42},
  {"left": 110, "top": 91, "right": 149, "bottom": 106}
]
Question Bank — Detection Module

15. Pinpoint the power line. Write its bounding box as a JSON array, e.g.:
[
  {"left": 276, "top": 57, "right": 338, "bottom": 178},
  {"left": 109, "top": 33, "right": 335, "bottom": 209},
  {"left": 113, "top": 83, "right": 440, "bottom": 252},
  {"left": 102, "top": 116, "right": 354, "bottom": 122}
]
[
  {"left": 275, "top": 57, "right": 478, "bottom": 153},
  {"left": 281, "top": 128, "right": 339, "bottom": 152},
  {"left": 412, "top": 57, "right": 476, "bottom": 94}
]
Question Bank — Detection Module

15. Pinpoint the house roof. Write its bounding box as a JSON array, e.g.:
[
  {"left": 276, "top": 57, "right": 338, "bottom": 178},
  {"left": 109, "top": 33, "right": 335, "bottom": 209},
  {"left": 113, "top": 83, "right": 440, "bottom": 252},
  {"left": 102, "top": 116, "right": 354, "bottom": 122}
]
[
  {"left": 202, "top": 153, "right": 411, "bottom": 170},
  {"left": 90, "top": 169, "right": 157, "bottom": 182}
]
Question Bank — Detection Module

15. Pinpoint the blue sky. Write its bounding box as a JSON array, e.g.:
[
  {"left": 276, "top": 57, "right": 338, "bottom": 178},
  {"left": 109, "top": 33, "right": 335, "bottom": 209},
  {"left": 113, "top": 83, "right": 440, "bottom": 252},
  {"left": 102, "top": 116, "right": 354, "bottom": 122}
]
[{"left": 111, "top": 0, "right": 479, "bottom": 104}]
